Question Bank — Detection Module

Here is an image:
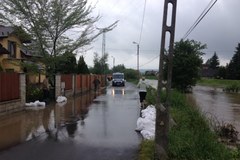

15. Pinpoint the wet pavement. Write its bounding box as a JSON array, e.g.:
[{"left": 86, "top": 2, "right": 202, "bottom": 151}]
[
  {"left": 188, "top": 85, "right": 240, "bottom": 133},
  {"left": 0, "top": 82, "right": 142, "bottom": 160}
]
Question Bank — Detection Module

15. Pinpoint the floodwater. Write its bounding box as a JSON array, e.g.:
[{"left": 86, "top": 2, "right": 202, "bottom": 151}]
[
  {"left": 0, "top": 82, "right": 141, "bottom": 160},
  {"left": 0, "top": 91, "right": 97, "bottom": 151},
  {"left": 188, "top": 85, "right": 240, "bottom": 132}
]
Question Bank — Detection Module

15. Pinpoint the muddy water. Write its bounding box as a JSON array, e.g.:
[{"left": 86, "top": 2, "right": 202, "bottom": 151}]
[
  {"left": 0, "top": 92, "right": 98, "bottom": 151},
  {"left": 188, "top": 85, "right": 240, "bottom": 132}
]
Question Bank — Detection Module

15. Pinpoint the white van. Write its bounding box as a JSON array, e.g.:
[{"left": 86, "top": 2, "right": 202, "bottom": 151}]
[{"left": 112, "top": 72, "right": 125, "bottom": 86}]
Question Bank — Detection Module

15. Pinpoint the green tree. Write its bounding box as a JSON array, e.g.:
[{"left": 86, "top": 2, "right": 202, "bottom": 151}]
[
  {"left": 218, "top": 66, "right": 227, "bottom": 79},
  {"left": 227, "top": 43, "right": 240, "bottom": 79},
  {"left": 124, "top": 68, "right": 138, "bottom": 80},
  {"left": 91, "top": 52, "right": 109, "bottom": 74},
  {"left": 77, "top": 55, "right": 89, "bottom": 74},
  {"left": 112, "top": 64, "right": 126, "bottom": 73},
  {"left": 55, "top": 51, "right": 77, "bottom": 74},
  {"left": 208, "top": 52, "right": 220, "bottom": 69},
  {"left": 172, "top": 39, "right": 206, "bottom": 92},
  {"left": 0, "top": 0, "right": 99, "bottom": 57}
]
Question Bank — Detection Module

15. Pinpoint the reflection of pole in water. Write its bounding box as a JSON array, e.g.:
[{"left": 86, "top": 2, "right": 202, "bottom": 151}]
[{"left": 102, "top": 101, "right": 108, "bottom": 137}]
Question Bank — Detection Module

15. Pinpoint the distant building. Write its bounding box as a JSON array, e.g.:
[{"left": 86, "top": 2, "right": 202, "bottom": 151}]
[
  {"left": 145, "top": 70, "right": 158, "bottom": 76},
  {"left": 200, "top": 63, "right": 217, "bottom": 78}
]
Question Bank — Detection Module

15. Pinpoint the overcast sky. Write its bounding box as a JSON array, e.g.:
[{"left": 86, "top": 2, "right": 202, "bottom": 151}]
[{"left": 80, "top": 0, "right": 240, "bottom": 70}]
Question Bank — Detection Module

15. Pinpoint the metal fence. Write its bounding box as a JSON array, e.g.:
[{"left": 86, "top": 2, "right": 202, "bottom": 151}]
[{"left": 0, "top": 72, "right": 20, "bottom": 102}]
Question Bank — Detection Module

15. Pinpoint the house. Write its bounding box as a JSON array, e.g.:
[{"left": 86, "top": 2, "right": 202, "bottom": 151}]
[
  {"left": 0, "top": 25, "right": 45, "bottom": 84},
  {"left": 201, "top": 63, "right": 217, "bottom": 78}
]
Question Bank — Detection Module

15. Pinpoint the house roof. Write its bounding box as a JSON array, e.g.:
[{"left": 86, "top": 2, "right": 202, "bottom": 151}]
[
  {"left": 20, "top": 48, "right": 43, "bottom": 58},
  {"left": 0, "top": 43, "right": 10, "bottom": 54},
  {"left": 0, "top": 25, "right": 14, "bottom": 38},
  {"left": 0, "top": 25, "right": 31, "bottom": 43}
]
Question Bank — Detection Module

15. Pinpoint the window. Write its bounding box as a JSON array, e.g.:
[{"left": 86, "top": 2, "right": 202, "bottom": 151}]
[{"left": 8, "top": 40, "right": 16, "bottom": 58}]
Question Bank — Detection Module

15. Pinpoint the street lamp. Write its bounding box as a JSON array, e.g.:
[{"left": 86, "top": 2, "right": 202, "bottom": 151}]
[{"left": 133, "top": 41, "right": 140, "bottom": 77}]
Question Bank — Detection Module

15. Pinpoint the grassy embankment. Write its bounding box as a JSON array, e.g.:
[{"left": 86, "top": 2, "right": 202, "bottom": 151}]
[
  {"left": 198, "top": 78, "right": 240, "bottom": 92},
  {"left": 139, "top": 87, "right": 240, "bottom": 160}
]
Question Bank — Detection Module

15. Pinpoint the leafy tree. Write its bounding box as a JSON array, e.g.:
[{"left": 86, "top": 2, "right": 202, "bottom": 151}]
[
  {"left": 91, "top": 52, "right": 109, "bottom": 74},
  {"left": 0, "top": 0, "right": 99, "bottom": 57},
  {"left": 172, "top": 39, "right": 206, "bottom": 92},
  {"left": 77, "top": 55, "right": 89, "bottom": 74},
  {"left": 208, "top": 52, "right": 220, "bottom": 69},
  {"left": 124, "top": 68, "right": 138, "bottom": 80},
  {"left": 112, "top": 64, "right": 126, "bottom": 73},
  {"left": 21, "top": 61, "right": 40, "bottom": 75},
  {"left": 55, "top": 51, "right": 77, "bottom": 74},
  {"left": 227, "top": 43, "right": 240, "bottom": 79}
]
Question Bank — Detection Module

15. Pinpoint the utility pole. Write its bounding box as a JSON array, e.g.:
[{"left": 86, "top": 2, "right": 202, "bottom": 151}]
[
  {"left": 133, "top": 41, "right": 140, "bottom": 77},
  {"left": 97, "top": 21, "right": 118, "bottom": 85},
  {"left": 155, "top": 0, "right": 177, "bottom": 159}
]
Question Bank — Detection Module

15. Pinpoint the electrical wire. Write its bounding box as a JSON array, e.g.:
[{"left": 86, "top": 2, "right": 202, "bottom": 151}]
[
  {"left": 138, "top": 0, "right": 147, "bottom": 44},
  {"left": 183, "top": 0, "right": 218, "bottom": 40},
  {"left": 140, "top": 54, "right": 159, "bottom": 67}
]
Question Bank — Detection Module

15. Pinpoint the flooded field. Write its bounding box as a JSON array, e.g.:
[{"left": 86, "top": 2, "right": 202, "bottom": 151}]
[{"left": 188, "top": 85, "right": 240, "bottom": 132}]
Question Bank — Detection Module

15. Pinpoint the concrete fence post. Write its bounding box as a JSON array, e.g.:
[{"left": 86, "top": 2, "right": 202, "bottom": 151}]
[
  {"left": 20, "top": 73, "right": 26, "bottom": 106},
  {"left": 55, "top": 74, "right": 61, "bottom": 99},
  {"left": 72, "top": 74, "right": 76, "bottom": 96}
]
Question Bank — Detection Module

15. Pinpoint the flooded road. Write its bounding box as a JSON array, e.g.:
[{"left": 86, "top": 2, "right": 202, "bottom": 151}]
[
  {"left": 0, "top": 82, "right": 141, "bottom": 160},
  {"left": 188, "top": 85, "right": 240, "bottom": 132}
]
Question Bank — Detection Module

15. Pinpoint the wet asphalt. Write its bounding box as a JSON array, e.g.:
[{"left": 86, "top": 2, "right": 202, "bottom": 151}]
[{"left": 0, "top": 82, "right": 142, "bottom": 160}]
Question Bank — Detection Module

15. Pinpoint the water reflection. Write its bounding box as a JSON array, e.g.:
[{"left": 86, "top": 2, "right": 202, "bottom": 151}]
[
  {"left": 111, "top": 88, "right": 125, "bottom": 96},
  {"left": 0, "top": 91, "right": 99, "bottom": 151},
  {"left": 189, "top": 85, "right": 240, "bottom": 133}
]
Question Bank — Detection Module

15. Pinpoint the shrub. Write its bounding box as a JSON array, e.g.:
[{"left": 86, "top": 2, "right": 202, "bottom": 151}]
[
  {"left": 0, "top": 64, "right": 3, "bottom": 72},
  {"left": 26, "top": 85, "right": 43, "bottom": 102},
  {"left": 124, "top": 68, "right": 138, "bottom": 80}
]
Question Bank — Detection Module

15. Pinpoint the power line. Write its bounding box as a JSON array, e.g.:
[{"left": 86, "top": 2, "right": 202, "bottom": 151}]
[
  {"left": 139, "top": 0, "right": 147, "bottom": 44},
  {"left": 183, "top": 0, "right": 218, "bottom": 40},
  {"left": 140, "top": 54, "right": 159, "bottom": 67}
]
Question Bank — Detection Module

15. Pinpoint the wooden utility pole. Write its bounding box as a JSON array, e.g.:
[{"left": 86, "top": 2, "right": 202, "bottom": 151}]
[{"left": 155, "top": 0, "right": 177, "bottom": 159}]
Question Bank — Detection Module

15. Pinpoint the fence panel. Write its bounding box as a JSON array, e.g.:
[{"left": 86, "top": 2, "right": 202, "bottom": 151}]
[
  {"left": 82, "top": 75, "right": 87, "bottom": 90},
  {"left": 0, "top": 73, "right": 20, "bottom": 102},
  {"left": 76, "top": 75, "right": 82, "bottom": 90},
  {"left": 61, "top": 74, "right": 72, "bottom": 90}
]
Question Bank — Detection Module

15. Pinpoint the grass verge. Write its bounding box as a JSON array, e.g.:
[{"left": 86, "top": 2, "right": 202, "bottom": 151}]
[
  {"left": 197, "top": 78, "right": 240, "bottom": 88},
  {"left": 139, "top": 89, "right": 239, "bottom": 160}
]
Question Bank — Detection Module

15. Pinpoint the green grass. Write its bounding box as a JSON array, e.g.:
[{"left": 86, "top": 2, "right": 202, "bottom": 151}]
[
  {"left": 197, "top": 78, "right": 240, "bottom": 88},
  {"left": 139, "top": 89, "right": 238, "bottom": 160},
  {"left": 144, "top": 75, "right": 157, "bottom": 80},
  {"left": 139, "top": 140, "right": 155, "bottom": 160},
  {"left": 168, "top": 91, "right": 233, "bottom": 159},
  {"left": 127, "top": 78, "right": 139, "bottom": 85}
]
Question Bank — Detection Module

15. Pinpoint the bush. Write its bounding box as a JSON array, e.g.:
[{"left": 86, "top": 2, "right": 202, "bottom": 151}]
[
  {"left": 124, "top": 68, "right": 138, "bottom": 80},
  {"left": 0, "top": 64, "right": 3, "bottom": 72},
  {"left": 26, "top": 85, "right": 43, "bottom": 102},
  {"left": 224, "top": 82, "right": 240, "bottom": 93}
]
